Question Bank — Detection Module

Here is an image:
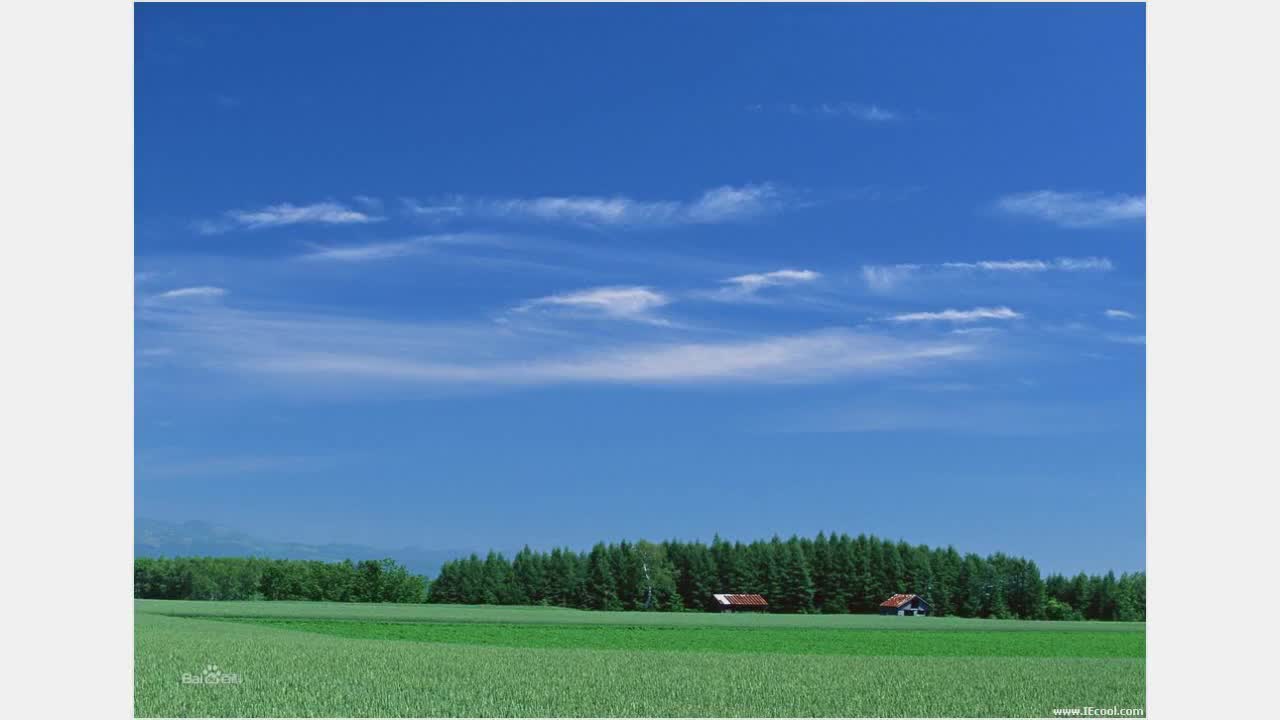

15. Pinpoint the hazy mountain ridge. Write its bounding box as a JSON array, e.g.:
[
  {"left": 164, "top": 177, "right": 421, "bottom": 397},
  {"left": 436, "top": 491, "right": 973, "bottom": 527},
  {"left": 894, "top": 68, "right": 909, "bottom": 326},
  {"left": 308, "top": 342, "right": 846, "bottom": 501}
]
[{"left": 134, "top": 518, "right": 466, "bottom": 577}]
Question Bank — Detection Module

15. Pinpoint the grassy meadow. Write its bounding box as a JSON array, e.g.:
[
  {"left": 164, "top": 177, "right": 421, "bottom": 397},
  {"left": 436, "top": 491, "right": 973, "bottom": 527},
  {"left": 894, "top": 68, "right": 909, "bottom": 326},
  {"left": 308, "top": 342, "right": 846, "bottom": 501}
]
[{"left": 135, "top": 599, "right": 1145, "bottom": 717}]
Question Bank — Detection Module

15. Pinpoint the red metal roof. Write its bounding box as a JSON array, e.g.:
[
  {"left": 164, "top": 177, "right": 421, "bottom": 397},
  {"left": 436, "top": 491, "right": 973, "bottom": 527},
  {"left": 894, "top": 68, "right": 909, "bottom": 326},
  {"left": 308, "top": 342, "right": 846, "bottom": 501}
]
[
  {"left": 713, "top": 593, "right": 768, "bottom": 606},
  {"left": 880, "top": 593, "right": 919, "bottom": 608}
]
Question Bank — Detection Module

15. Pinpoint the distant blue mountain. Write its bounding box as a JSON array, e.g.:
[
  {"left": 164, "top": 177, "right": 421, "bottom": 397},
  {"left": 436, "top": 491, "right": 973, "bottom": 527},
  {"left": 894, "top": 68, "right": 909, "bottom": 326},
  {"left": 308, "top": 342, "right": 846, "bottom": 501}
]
[{"left": 134, "top": 517, "right": 468, "bottom": 577}]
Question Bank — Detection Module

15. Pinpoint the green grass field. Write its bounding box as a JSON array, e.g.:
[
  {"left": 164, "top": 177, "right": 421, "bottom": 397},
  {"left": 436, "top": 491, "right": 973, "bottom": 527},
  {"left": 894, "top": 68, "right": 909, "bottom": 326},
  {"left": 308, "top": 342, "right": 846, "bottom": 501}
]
[{"left": 135, "top": 600, "right": 1145, "bottom": 717}]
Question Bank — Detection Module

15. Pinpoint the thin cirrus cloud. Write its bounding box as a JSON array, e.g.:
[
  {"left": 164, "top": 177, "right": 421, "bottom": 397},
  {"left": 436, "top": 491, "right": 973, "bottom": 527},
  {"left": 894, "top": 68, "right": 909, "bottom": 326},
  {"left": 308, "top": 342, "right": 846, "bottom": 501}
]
[
  {"left": 862, "top": 257, "right": 1113, "bottom": 292},
  {"left": 1104, "top": 309, "right": 1138, "bottom": 319},
  {"left": 262, "top": 331, "right": 975, "bottom": 385},
  {"left": 195, "top": 201, "right": 382, "bottom": 235},
  {"left": 725, "top": 269, "right": 821, "bottom": 291},
  {"left": 138, "top": 299, "right": 980, "bottom": 386},
  {"left": 404, "top": 183, "right": 784, "bottom": 227},
  {"left": 941, "top": 257, "right": 1114, "bottom": 272},
  {"left": 301, "top": 238, "right": 429, "bottom": 262},
  {"left": 994, "top": 190, "right": 1145, "bottom": 228},
  {"left": 750, "top": 102, "right": 900, "bottom": 123},
  {"left": 861, "top": 264, "right": 922, "bottom": 293},
  {"left": 515, "top": 286, "right": 671, "bottom": 323},
  {"left": 299, "top": 233, "right": 507, "bottom": 262},
  {"left": 710, "top": 268, "right": 822, "bottom": 302},
  {"left": 151, "top": 286, "right": 227, "bottom": 301},
  {"left": 520, "top": 270, "right": 822, "bottom": 323},
  {"left": 889, "top": 306, "right": 1023, "bottom": 323}
]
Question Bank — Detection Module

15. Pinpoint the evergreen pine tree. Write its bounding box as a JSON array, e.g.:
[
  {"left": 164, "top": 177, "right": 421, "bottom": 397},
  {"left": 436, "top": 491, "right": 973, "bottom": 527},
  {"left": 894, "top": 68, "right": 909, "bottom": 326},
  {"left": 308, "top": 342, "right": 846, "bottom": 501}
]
[
  {"left": 585, "top": 543, "right": 621, "bottom": 611},
  {"left": 778, "top": 542, "right": 816, "bottom": 613}
]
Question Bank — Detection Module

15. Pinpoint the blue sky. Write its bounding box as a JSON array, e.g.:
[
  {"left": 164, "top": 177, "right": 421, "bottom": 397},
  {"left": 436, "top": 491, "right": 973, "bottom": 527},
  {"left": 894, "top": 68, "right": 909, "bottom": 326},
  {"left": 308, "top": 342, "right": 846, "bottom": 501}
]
[{"left": 135, "top": 3, "right": 1145, "bottom": 575}]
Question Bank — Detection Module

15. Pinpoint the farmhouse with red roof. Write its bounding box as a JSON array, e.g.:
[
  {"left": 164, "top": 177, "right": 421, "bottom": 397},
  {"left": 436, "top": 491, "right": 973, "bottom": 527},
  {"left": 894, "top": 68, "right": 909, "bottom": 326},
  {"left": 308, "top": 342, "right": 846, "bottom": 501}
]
[
  {"left": 879, "top": 593, "right": 931, "bottom": 616},
  {"left": 712, "top": 593, "right": 768, "bottom": 613}
]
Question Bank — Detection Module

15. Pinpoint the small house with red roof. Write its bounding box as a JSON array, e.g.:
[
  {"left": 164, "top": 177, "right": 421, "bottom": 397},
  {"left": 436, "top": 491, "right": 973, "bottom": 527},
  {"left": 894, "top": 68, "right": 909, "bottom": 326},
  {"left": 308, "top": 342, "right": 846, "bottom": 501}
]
[
  {"left": 879, "top": 593, "right": 930, "bottom": 616},
  {"left": 712, "top": 593, "right": 769, "bottom": 613}
]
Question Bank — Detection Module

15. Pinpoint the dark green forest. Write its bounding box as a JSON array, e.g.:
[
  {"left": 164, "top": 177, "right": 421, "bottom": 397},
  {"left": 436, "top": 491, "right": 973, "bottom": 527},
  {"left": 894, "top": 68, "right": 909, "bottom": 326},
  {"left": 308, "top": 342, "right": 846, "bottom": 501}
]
[
  {"left": 133, "top": 557, "right": 427, "bottom": 603},
  {"left": 134, "top": 533, "right": 1144, "bottom": 621},
  {"left": 428, "top": 534, "right": 1145, "bottom": 621}
]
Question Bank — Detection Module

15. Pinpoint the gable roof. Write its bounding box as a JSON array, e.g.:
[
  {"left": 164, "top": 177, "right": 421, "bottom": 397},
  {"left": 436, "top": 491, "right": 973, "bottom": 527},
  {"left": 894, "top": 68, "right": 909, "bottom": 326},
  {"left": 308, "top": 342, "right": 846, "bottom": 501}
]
[
  {"left": 880, "top": 593, "right": 924, "bottom": 608},
  {"left": 713, "top": 593, "right": 768, "bottom": 607}
]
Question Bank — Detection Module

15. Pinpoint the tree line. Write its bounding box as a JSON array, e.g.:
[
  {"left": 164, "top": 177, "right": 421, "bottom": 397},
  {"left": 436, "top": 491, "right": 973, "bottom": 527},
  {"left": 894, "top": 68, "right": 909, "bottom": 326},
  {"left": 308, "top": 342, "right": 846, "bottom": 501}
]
[
  {"left": 428, "top": 533, "right": 1145, "bottom": 620},
  {"left": 134, "top": 556, "right": 427, "bottom": 603}
]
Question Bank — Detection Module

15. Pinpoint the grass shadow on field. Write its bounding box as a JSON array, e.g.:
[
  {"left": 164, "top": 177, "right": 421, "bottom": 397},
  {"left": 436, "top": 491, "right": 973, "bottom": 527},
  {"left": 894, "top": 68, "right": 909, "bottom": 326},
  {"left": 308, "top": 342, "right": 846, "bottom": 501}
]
[{"left": 219, "top": 617, "right": 1145, "bottom": 658}]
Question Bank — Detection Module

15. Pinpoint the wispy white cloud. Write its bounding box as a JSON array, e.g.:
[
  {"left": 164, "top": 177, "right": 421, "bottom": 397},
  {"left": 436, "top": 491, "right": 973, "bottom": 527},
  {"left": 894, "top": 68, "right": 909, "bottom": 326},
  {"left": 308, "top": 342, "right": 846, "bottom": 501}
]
[
  {"left": 704, "top": 268, "right": 823, "bottom": 304},
  {"left": 402, "top": 198, "right": 465, "bottom": 220},
  {"left": 516, "top": 286, "right": 671, "bottom": 323},
  {"left": 949, "top": 326, "right": 1005, "bottom": 336},
  {"left": 682, "top": 184, "right": 781, "bottom": 223},
  {"left": 814, "top": 102, "right": 898, "bottom": 122},
  {"left": 299, "top": 233, "right": 505, "bottom": 262},
  {"left": 941, "top": 257, "right": 1115, "bottom": 272},
  {"left": 890, "top": 306, "right": 1023, "bottom": 323},
  {"left": 196, "top": 201, "right": 381, "bottom": 234},
  {"left": 405, "top": 183, "right": 784, "bottom": 227},
  {"left": 861, "top": 264, "right": 921, "bottom": 293},
  {"left": 251, "top": 329, "right": 976, "bottom": 385},
  {"left": 942, "top": 260, "right": 1052, "bottom": 272},
  {"left": 503, "top": 196, "right": 666, "bottom": 225},
  {"left": 725, "top": 268, "right": 821, "bottom": 291},
  {"left": 302, "top": 239, "right": 426, "bottom": 262},
  {"left": 138, "top": 302, "right": 980, "bottom": 387},
  {"left": 231, "top": 202, "right": 377, "bottom": 229},
  {"left": 751, "top": 102, "right": 900, "bottom": 123},
  {"left": 1054, "top": 257, "right": 1115, "bottom": 271},
  {"left": 666, "top": 268, "right": 827, "bottom": 308},
  {"left": 152, "top": 286, "right": 227, "bottom": 300},
  {"left": 862, "top": 257, "right": 1112, "bottom": 292},
  {"left": 995, "top": 190, "right": 1145, "bottom": 228},
  {"left": 515, "top": 271, "right": 823, "bottom": 321},
  {"left": 1104, "top": 309, "right": 1138, "bottom": 319}
]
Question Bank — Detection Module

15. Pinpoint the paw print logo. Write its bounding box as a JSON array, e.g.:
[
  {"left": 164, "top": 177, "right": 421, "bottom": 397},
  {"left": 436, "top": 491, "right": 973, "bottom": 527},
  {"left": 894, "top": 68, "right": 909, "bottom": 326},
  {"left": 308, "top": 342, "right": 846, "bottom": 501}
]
[{"left": 203, "top": 665, "right": 221, "bottom": 680}]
